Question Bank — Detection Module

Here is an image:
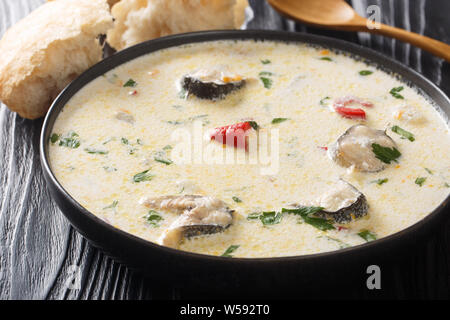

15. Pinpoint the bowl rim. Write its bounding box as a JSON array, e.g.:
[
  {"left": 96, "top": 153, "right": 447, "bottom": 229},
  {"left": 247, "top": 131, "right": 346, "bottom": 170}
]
[{"left": 40, "top": 29, "right": 450, "bottom": 263}]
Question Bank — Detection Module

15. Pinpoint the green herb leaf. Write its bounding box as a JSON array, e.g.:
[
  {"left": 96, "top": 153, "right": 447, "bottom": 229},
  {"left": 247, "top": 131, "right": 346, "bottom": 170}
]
[
  {"left": 144, "top": 210, "right": 163, "bottom": 227},
  {"left": 415, "top": 177, "right": 426, "bottom": 187},
  {"left": 271, "top": 118, "right": 289, "bottom": 124},
  {"left": 247, "top": 120, "right": 260, "bottom": 130},
  {"left": 391, "top": 125, "right": 415, "bottom": 142},
  {"left": 445, "top": 183, "right": 450, "bottom": 188},
  {"left": 358, "top": 229, "right": 377, "bottom": 242},
  {"left": 154, "top": 151, "right": 172, "bottom": 165},
  {"left": 221, "top": 245, "right": 240, "bottom": 257},
  {"left": 389, "top": 86, "right": 404, "bottom": 99},
  {"left": 247, "top": 212, "right": 261, "bottom": 220},
  {"left": 282, "top": 207, "right": 335, "bottom": 231},
  {"left": 424, "top": 168, "right": 433, "bottom": 175},
  {"left": 259, "top": 71, "right": 273, "bottom": 76},
  {"left": 103, "top": 200, "right": 118, "bottom": 210},
  {"left": 259, "top": 211, "right": 283, "bottom": 226},
  {"left": 322, "top": 236, "right": 350, "bottom": 248},
  {"left": 133, "top": 170, "right": 154, "bottom": 183},
  {"left": 84, "top": 148, "right": 108, "bottom": 155},
  {"left": 319, "top": 57, "right": 333, "bottom": 61},
  {"left": 123, "top": 78, "right": 137, "bottom": 87},
  {"left": 121, "top": 137, "right": 129, "bottom": 145},
  {"left": 371, "top": 178, "right": 388, "bottom": 185},
  {"left": 232, "top": 196, "right": 242, "bottom": 203},
  {"left": 50, "top": 133, "right": 60, "bottom": 144},
  {"left": 359, "top": 70, "right": 373, "bottom": 76},
  {"left": 319, "top": 96, "right": 331, "bottom": 106},
  {"left": 163, "top": 145, "right": 172, "bottom": 151},
  {"left": 371, "top": 143, "right": 401, "bottom": 164},
  {"left": 58, "top": 131, "right": 80, "bottom": 149},
  {"left": 261, "top": 59, "right": 271, "bottom": 64},
  {"left": 260, "top": 77, "right": 273, "bottom": 89}
]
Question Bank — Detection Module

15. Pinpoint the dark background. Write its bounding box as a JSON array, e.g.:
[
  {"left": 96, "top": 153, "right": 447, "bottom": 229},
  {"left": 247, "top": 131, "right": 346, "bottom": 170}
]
[{"left": 0, "top": 0, "right": 449, "bottom": 299}]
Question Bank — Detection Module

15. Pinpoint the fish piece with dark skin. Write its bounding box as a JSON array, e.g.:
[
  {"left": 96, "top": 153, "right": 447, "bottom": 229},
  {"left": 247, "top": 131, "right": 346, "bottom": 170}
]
[{"left": 140, "top": 195, "right": 234, "bottom": 248}]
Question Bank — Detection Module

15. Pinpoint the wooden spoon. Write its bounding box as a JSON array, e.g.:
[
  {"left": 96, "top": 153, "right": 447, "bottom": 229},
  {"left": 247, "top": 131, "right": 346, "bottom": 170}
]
[{"left": 268, "top": 0, "right": 450, "bottom": 62}]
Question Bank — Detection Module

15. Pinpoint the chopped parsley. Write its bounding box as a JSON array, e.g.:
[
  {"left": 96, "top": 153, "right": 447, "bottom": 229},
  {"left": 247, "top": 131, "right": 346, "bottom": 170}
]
[
  {"left": 121, "top": 137, "right": 129, "bottom": 145},
  {"left": 58, "top": 131, "right": 80, "bottom": 149},
  {"left": 221, "top": 245, "right": 240, "bottom": 257},
  {"left": 282, "top": 207, "right": 335, "bottom": 231},
  {"left": 154, "top": 151, "right": 172, "bottom": 165},
  {"left": 232, "top": 196, "right": 242, "bottom": 203},
  {"left": 133, "top": 169, "right": 154, "bottom": 183},
  {"left": 50, "top": 133, "right": 60, "bottom": 144},
  {"left": 371, "top": 178, "right": 388, "bottom": 185},
  {"left": 371, "top": 143, "right": 401, "bottom": 164},
  {"left": 103, "top": 200, "right": 118, "bottom": 210},
  {"left": 144, "top": 210, "right": 163, "bottom": 227},
  {"left": 259, "top": 71, "right": 273, "bottom": 76},
  {"left": 247, "top": 120, "right": 260, "bottom": 130},
  {"left": 358, "top": 229, "right": 377, "bottom": 242},
  {"left": 260, "top": 77, "right": 273, "bottom": 89},
  {"left": 259, "top": 211, "right": 283, "bottom": 226},
  {"left": 271, "top": 118, "right": 289, "bottom": 124},
  {"left": 424, "top": 168, "right": 433, "bottom": 175},
  {"left": 320, "top": 96, "right": 331, "bottom": 106},
  {"left": 247, "top": 212, "right": 261, "bottom": 220},
  {"left": 359, "top": 70, "right": 373, "bottom": 76},
  {"left": 261, "top": 59, "right": 271, "bottom": 64},
  {"left": 415, "top": 177, "right": 426, "bottom": 187},
  {"left": 389, "top": 86, "right": 404, "bottom": 99},
  {"left": 319, "top": 57, "right": 333, "bottom": 61},
  {"left": 123, "top": 78, "right": 137, "bottom": 87},
  {"left": 84, "top": 148, "right": 108, "bottom": 155},
  {"left": 391, "top": 125, "right": 415, "bottom": 142},
  {"left": 322, "top": 236, "right": 350, "bottom": 249}
]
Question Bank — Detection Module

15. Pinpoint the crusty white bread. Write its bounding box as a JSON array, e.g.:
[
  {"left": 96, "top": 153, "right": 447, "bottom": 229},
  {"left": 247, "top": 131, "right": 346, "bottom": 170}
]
[
  {"left": 107, "top": 0, "right": 248, "bottom": 51},
  {"left": 0, "top": 0, "right": 113, "bottom": 119}
]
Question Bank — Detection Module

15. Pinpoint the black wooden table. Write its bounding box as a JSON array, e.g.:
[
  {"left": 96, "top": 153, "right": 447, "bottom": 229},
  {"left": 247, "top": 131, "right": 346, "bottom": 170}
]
[{"left": 0, "top": 0, "right": 449, "bottom": 300}]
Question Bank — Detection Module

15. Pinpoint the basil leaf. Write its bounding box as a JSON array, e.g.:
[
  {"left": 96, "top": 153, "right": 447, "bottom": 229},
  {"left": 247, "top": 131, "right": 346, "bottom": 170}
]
[
  {"left": 123, "top": 78, "right": 137, "bottom": 87},
  {"left": 389, "top": 86, "right": 404, "bottom": 99},
  {"left": 415, "top": 177, "right": 426, "bottom": 187},
  {"left": 221, "top": 245, "right": 240, "bottom": 257},
  {"left": 359, "top": 70, "right": 373, "bottom": 76},
  {"left": 271, "top": 118, "right": 289, "bottom": 124},
  {"left": 391, "top": 125, "right": 415, "bottom": 142},
  {"left": 133, "top": 170, "right": 154, "bottom": 182},
  {"left": 371, "top": 143, "right": 401, "bottom": 164},
  {"left": 358, "top": 229, "right": 377, "bottom": 242}
]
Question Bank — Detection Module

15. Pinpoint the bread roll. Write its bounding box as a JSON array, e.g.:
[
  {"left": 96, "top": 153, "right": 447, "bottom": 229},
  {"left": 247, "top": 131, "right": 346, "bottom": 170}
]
[
  {"left": 107, "top": 0, "right": 248, "bottom": 51},
  {"left": 0, "top": 0, "right": 113, "bottom": 119}
]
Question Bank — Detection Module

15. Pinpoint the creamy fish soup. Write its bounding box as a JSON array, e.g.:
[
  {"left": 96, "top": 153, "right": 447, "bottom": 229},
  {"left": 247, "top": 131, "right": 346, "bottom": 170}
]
[{"left": 49, "top": 40, "right": 450, "bottom": 258}]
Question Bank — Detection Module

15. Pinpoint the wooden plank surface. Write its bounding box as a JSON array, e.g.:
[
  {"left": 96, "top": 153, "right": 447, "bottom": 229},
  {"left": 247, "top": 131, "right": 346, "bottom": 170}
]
[{"left": 0, "top": 0, "right": 449, "bottom": 300}]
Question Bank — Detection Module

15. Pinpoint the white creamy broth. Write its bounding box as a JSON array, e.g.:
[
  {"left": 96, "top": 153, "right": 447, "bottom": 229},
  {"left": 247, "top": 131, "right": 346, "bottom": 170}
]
[{"left": 49, "top": 40, "right": 450, "bottom": 258}]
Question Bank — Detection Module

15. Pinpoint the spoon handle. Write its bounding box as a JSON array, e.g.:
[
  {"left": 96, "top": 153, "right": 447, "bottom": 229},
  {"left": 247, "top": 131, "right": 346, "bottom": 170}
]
[{"left": 370, "top": 23, "right": 450, "bottom": 62}]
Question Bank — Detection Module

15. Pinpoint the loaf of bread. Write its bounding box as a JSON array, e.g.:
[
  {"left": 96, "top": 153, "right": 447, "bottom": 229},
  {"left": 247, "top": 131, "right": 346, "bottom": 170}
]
[
  {"left": 107, "top": 0, "right": 248, "bottom": 51},
  {"left": 0, "top": 0, "right": 113, "bottom": 119}
]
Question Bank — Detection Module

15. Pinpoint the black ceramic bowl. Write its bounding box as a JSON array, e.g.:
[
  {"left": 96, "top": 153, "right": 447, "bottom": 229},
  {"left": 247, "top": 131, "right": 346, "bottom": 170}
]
[{"left": 40, "top": 30, "right": 450, "bottom": 296}]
